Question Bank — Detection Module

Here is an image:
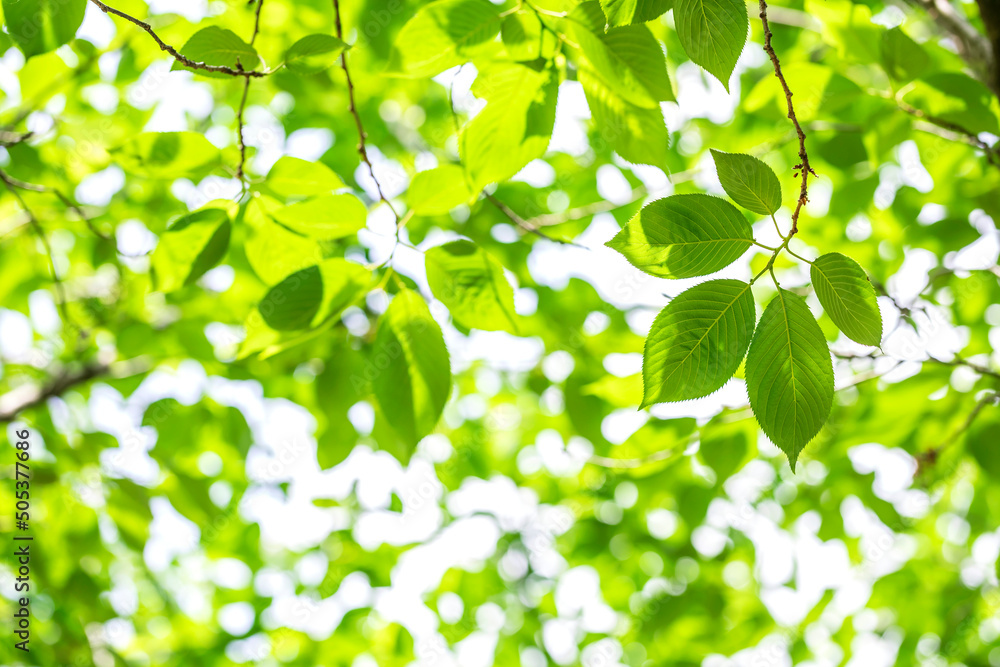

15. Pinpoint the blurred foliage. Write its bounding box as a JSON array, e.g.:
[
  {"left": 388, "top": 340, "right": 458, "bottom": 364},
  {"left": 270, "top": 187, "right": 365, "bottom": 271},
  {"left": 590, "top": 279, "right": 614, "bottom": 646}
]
[{"left": 1, "top": 0, "right": 1000, "bottom": 665}]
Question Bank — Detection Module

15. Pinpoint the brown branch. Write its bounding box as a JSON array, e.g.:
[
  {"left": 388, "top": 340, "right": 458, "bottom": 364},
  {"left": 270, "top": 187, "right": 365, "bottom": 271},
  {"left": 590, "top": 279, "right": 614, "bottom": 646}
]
[
  {"left": 235, "top": 0, "right": 265, "bottom": 181},
  {"left": 88, "top": 0, "right": 267, "bottom": 78},
  {"left": 0, "top": 363, "right": 108, "bottom": 423},
  {"left": 332, "top": 0, "right": 399, "bottom": 220},
  {"left": 898, "top": 100, "right": 1000, "bottom": 166},
  {"left": 485, "top": 193, "right": 584, "bottom": 247},
  {"left": 976, "top": 0, "right": 1000, "bottom": 97},
  {"left": 759, "top": 0, "right": 814, "bottom": 236},
  {"left": 0, "top": 130, "right": 32, "bottom": 147}
]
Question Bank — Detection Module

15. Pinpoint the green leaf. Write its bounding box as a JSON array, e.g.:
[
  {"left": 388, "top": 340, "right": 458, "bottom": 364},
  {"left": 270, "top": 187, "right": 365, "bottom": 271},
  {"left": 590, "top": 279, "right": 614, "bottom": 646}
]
[
  {"left": 265, "top": 156, "right": 345, "bottom": 198},
  {"left": 810, "top": 252, "right": 882, "bottom": 346},
  {"left": 243, "top": 196, "right": 323, "bottom": 284},
  {"left": 115, "top": 132, "right": 221, "bottom": 177},
  {"left": 745, "top": 289, "right": 834, "bottom": 471},
  {"left": 710, "top": 149, "right": 782, "bottom": 216},
  {"left": 151, "top": 207, "right": 231, "bottom": 292},
  {"left": 372, "top": 289, "right": 452, "bottom": 448},
  {"left": 426, "top": 240, "right": 518, "bottom": 333},
  {"left": 880, "top": 27, "right": 930, "bottom": 83},
  {"left": 408, "top": 165, "right": 474, "bottom": 215},
  {"left": 579, "top": 68, "right": 669, "bottom": 167},
  {"left": 270, "top": 194, "right": 368, "bottom": 240},
  {"left": 607, "top": 194, "right": 753, "bottom": 278},
  {"left": 2, "top": 0, "right": 85, "bottom": 58},
  {"left": 967, "top": 412, "right": 1000, "bottom": 478},
  {"left": 698, "top": 416, "right": 756, "bottom": 483},
  {"left": 501, "top": 11, "right": 558, "bottom": 61},
  {"left": 257, "top": 259, "right": 370, "bottom": 331},
  {"left": 600, "top": 0, "right": 673, "bottom": 26},
  {"left": 170, "top": 26, "right": 260, "bottom": 78},
  {"left": 673, "top": 0, "right": 748, "bottom": 91},
  {"left": 642, "top": 279, "right": 755, "bottom": 405},
  {"left": 569, "top": 1, "right": 675, "bottom": 107},
  {"left": 461, "top": 62, "right": 557, "bottom": 191},
  {"left": 387, "top": 0, "right": 502, "bottom": 78},
  {"left": 284, "top": 34, "right": 348, "bottom": 74}
]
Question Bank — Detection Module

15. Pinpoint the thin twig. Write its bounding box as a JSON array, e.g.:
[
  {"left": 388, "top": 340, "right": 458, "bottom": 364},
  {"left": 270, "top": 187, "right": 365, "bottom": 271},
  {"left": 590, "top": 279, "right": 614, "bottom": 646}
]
[
  {"left": 332, "top": 0, "right": 400, "bottom": 220},
  {"left": 835, "top": 350, "right": 1000, "bottom": 383},
  {"left": 235, "top": 0, "right": 266, "bottom": 181},
  {"left": 485, "top": 192, "right": 584, "bottom": 247},
  {"left": 0, "top": 180, "right": 73, "bottom": 327},
  {"left": 0, "top": 168, "right": 112, "bottom": 242},
  {"left": 0, "top": 363, "right": 108, "bottom": 423},
  {"left": 916, "top": 390, "right": 999, "bottom": 471},
  {"left": 898, "top": 100, "right": 1000, "bottom": 166},
  {"left": 529, "top": 186, "right": 649, "bottom": 228},
  {"left": 759, "top": 0, "right": 814, "bottom": 236},
  {"left": 88, "top": 0, "right": 267, "bottom": 78}
]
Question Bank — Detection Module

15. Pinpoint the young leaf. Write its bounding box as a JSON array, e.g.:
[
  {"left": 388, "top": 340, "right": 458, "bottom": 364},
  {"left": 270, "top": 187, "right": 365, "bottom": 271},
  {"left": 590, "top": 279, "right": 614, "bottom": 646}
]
[
  {"left": 569, "top": 1, "right": 675, "bottom": 107},
  {"left": 387, "top": 0, "right": 502, "bottom": 78},
  {"left": 710, "top": 150, "right": 782, "bottom": 216},
  {"left": 642, "top": 279, "right": 755, "bottom": 405},
  {"left": 745, "top": 289, "right": 834, "bottom": 471},
  {"left": 115, "top": 132, "right": 221, "bottom": 177},
  {"left": 265, "top": 156, "right": 345, "bottom": 198},
  {"left": 426, "top": 240, "right": 518, "bottom": 333},
  {"left": 257, "top": 259, "right": 370, "bottom": 331},
  {"left": 270, "top": 194, "right": 368, "bottom": 240},
  {"left": 606, "top": 194, "right": 753, "bottom": 278},
  {"left": 600, "top": 0, "right": 673, "bottom": 26},
  {"left": 810, "top": 252, "right": 882, "bottom": 346},
  {"left": 579, "top": 69, "right": 669, "bottom": 167},
  {"left": 372, "top": 289, "right": 452, "bottom": 447},
  {"left": 151, "top": 207, "right": 231, "bottom": 292},
  {"left": 673, "top": 0, "right": 748, "bottom": 91},
  {"left": 3, "top": 0, "right": 86, "bottom": 58},
  {"left": 170, "top": 27, "right": 260, "bottom": 78},
  {"left": 285, "top": 34, "right": 348, "bottom": 75},
  {"left": 408, "top": 165, "right": 474, "bottom": 215},
  {"left": 461, "top": 62, "right": 557, "bottom": 191}
]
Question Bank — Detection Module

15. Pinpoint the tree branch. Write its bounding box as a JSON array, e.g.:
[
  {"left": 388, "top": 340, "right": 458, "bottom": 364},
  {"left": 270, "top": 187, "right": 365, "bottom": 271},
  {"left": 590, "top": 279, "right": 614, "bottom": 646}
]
[
  {"left": 759, "top": 0, "right": 814, "bottom": 237},
  {"left": 0, "top": 364, "right": 108, "bottom": 423},
  {"left": 0, "top": 168, "right": 112, "bottom": 242},
  {"left": 88, "top": 0, "right": 267, "bottom": 78},
  {"left": 916, "top": 390, "right": 999, "bottom": 471},
  {"left": 235, "top": 0, "right": 265, "bottom": 181},
  {"left": 332, "top": 0, "right": 399, "bottom": 220},
  {"left": 485, "top": 193, "right": 584, "bottom": 247}
]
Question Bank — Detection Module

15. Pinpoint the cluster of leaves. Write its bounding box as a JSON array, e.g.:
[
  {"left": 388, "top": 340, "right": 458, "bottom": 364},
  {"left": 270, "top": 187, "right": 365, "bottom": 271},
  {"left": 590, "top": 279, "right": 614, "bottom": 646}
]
[{"left": 610, "top": 150, "right": 881, "bottom": 468}]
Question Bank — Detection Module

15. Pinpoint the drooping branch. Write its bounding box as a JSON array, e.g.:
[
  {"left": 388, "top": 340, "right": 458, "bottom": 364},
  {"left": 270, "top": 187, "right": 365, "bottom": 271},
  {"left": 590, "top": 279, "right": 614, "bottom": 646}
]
[
  {"left": 835, "top": 350, "right": 1000, "bottom": 383},
  {"left": 88, "top": 0, "right": 267, "bottom": 78},
  {"left": 331, "top": 0, "right": 399, "bottom": 220},
  {"left": 758, "top": 0, "right": 815, "bottom": 237},
  {"left": 897, "top": 100, "right": 1000, "bottom": 167}
]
